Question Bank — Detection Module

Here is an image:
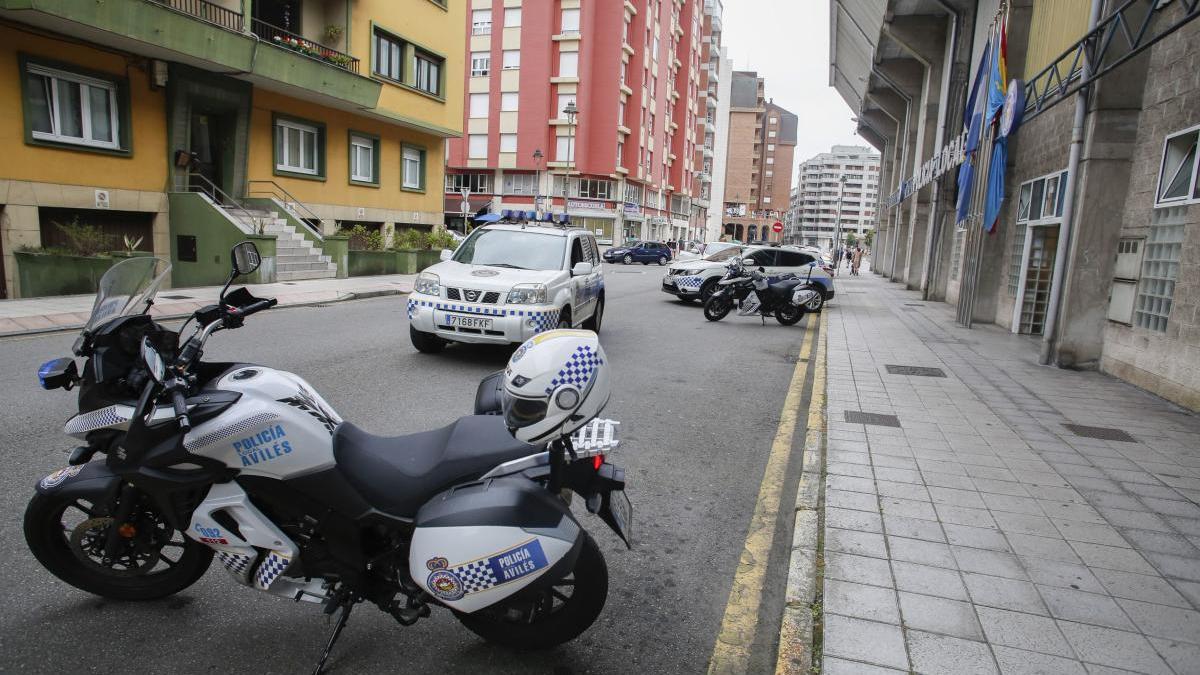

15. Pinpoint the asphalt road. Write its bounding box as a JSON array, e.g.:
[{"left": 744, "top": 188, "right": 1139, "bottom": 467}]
[{"left": 0, "top": 264, "right": 815, "bottom": 674}]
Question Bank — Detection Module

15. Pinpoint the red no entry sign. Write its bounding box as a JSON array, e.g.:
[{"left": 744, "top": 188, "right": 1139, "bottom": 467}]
[{"left": 772, "top": 221, "right": 783, "bottom": 233}]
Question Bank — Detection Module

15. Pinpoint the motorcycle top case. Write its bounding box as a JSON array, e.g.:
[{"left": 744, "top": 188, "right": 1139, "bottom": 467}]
[{"left": 409, "top": 478, "right": 581, "bottom": 614}]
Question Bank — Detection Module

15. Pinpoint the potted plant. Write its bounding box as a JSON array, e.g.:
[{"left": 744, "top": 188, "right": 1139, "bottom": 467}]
[
  {"left": 392, "top": 228, "right": 427, "bottom": 274},
  {"left": 342, "top": 224, "right": 396, "bottom": 276},
  {"left": 13, "top": 217, "right": 119, "bottom": 297},
  {"left": 323, "top": 24, "right": 344, "bottom": 45}
]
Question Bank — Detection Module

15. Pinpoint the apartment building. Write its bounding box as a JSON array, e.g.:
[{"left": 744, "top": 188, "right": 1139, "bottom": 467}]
[
  {"left": 721, "top": 71, "right": 796, "bottom": 243},
  {"left": 444, "top": 0, "right": 718, "bottom": 246},
  {"left": 786, "top": 146, "right": 880, "bottom": 249},
  {"left": 0, "top": 0, "right": 462, "bottom": 297}
]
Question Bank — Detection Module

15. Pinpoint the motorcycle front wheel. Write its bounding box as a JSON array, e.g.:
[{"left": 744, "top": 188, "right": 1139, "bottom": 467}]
[
  {"left": 704, "top": 295, "right": 733, "bottom": 321},
  {"left": 455, "top": 532, "right": 608, "bottom": 649},
  {"left": 24, "top": 490, "right": 213, "bottom": 601},
  {"left": 775, "top": 304, "right": 805, "bottom": 326}
]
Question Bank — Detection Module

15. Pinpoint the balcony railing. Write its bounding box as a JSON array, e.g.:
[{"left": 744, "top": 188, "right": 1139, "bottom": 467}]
[
  {"left": 152, "top": 0, "right": 244, "bottom": 32},
  {"left": 253, "top": 19, "right": 360, "bottom": 73}
]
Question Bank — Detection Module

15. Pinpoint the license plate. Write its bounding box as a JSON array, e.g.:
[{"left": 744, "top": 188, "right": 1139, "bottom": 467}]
[
  {"left": 441, "top": 313, "right": 494, "bottom": 330},
  {"left": 603, "top": 490, "right": 633, "bottom": 546}
]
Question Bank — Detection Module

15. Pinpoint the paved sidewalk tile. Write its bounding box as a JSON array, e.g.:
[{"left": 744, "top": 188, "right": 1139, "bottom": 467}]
[{"left": 815, "top": 272, "right": 1200, "bottom": 675}]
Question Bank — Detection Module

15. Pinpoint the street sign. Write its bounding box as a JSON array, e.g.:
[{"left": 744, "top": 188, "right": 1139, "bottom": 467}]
[{"left": 772, "top": 221, "right": 783, "bottom": 233}]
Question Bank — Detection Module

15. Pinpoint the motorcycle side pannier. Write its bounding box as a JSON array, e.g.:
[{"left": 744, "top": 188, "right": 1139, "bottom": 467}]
[{"left": 408, "top": 478, "right": 582, "bottom": 613}]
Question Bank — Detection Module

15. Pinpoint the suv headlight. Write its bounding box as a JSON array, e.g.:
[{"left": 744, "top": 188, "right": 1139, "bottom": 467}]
[
  {"left": 414, "top": 272, "right": 440, "bottom": 296},
  {"left": 507, "top": 283, "right": 548, "bottom": 304},
  {"left": 677, "top": 269, "right": 703, "bottom": 276}
]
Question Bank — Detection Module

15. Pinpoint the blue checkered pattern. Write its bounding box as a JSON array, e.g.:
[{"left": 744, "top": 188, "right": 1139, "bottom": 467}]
[
  {"left": 546, "top": 345, "right": 604, "bottom": 394},
  {"left": 217, "top": 551, "right": 253, "bottom": 584},
  {"left": 453, "top": 560, "right": 499, "bottom": 594},
  {"left": 675, "top": 275, "right": 705, "bottom": 289},
  {"left": 254, "top": 551, "right": 291, "bottom": 590},
  {"left": 409, "top": 297, "right": 560, "bottom": 333}
]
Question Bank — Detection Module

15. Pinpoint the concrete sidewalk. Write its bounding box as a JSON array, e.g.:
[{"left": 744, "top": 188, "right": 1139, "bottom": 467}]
[
  {"left": 0, "top": 274, "right": 415, "bottom": 337},
  {"left": 807, "top": 271, "right": 1200, "bottom": 674}
]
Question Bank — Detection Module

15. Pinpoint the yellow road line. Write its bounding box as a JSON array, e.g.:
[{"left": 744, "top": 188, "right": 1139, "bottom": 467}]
[{"left": 708, "top": 317, "right": 818, "bottom": 675}]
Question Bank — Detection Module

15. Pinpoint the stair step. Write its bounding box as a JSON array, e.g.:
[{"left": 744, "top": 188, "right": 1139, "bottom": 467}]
[{"left": 277, "top": 268, "right": 337, "bottom": 281}]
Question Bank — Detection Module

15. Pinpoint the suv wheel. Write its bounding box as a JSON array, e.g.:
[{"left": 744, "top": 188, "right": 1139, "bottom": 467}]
[
  {"left": 582, "top": 298, "right": 604, "bottom": 333},
  {"left": 699, "top": 278, "right": 719, "bottom": 302},
  {"left": 556, "top": 308, "right": 572, "bottom": 329}
]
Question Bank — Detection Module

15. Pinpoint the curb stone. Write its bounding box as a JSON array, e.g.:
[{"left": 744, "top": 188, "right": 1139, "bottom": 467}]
[
  {"left": 776, "top": 311, "right": 828, "bottom": 675},
  {"left": 0, "top": 289, "right": 409, "bottom": 339}
]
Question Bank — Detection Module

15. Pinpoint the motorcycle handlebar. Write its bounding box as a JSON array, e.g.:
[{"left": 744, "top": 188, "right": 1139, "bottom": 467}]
[
  {"left": 170, "top": 387, "right": 190, "bottom": 431},
  {"left": 230, "top": 297, "right": 277, "bottom": 319}
]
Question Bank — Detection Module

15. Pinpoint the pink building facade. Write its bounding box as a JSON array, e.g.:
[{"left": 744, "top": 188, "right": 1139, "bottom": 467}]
[{"left": 444, "top": 0, "right": 717, "bottom": 245}]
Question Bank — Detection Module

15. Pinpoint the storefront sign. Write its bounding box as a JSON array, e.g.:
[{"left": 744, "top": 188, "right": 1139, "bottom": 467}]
[
  {"left": 885, "top": 129, "right": 969, "bottom": 209},
  {"left": 623, "top": 201, "right": 642, "bottom": 215},
  {"left": 568, "top": 199, "right": 608, "bottom": 211}
]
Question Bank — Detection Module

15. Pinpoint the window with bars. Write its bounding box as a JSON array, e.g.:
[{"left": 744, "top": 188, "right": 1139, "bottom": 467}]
[{"left": 1134, "top": 213, "right": 1184, "bottom": 332}]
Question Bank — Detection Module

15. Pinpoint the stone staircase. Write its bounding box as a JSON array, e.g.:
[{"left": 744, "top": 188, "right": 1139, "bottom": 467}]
[{"left": 240, "top": 209, "right": 337, "bottom": 281}]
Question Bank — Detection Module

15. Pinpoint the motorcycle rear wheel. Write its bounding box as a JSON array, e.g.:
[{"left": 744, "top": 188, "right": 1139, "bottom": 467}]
[
  {"left": 24, "top": 490, "right": 213, "bottom": 601},
  {"left": 704, "top": 295, "right": 732, "bottom": 321},
  {"left": 775, "top": 305, "right": 805, "bottom": 326},
  {"left": 455, "top": 532, "right": 608, "bottom": 650}
]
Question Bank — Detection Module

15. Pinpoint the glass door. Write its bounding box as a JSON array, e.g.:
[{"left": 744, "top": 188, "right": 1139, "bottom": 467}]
[{"left": 1018, "top": 225, "right": 1059, "bottom": 335}]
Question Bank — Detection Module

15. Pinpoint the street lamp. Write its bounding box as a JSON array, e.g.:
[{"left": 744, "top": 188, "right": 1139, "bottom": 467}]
[
  {"left": 562, "top": 101, "right": 578, "bottom": 223},
  {"left": 532, "top": 148, "right": 544, "bottom": 217},
  {"left": 833, "top": 174, "right": 847, "bottom": 276}
]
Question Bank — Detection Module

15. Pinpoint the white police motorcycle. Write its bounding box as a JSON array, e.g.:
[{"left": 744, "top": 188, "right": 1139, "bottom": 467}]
[{"left": 26, "top": 243, "right": 631, "bottom": 673}]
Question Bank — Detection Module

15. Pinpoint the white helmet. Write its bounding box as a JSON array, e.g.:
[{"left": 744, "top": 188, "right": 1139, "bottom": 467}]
[{"left": 502, "top": 329, "right": 611, "bottom": 444}]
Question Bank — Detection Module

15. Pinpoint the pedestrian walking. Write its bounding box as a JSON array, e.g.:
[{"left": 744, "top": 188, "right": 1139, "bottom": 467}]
[{"left": 851, "top": 247, "right": 863, "bottom": 275}]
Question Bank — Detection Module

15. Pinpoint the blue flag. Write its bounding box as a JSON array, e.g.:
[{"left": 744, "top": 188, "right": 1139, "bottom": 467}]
[
  {"left": 964, "top": 36, "right": 991, "bottom": 154},
  {"left": 983, "top": 137, "right": 1007, "bottom": 232},
  {"left": 956, "top": 160, "right": 974, "bottom": 224}
]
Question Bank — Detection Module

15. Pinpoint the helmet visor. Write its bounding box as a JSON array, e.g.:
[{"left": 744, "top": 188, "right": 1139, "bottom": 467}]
[{"left": 503, "top": 391, "right": 549, "bottom": 430}]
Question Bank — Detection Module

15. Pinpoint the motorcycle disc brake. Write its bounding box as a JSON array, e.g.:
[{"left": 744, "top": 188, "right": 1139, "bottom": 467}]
[{"left": 68, "top": 517, "right": 155, "bottom": 577}]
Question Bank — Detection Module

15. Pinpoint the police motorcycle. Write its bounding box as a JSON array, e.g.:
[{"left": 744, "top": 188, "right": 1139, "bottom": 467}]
[
  {"left": 702, "top": 255, "right": 822, "bottom": 325},
  {"left": 26, "top": 243, "right": 632, "bottom": 673}
]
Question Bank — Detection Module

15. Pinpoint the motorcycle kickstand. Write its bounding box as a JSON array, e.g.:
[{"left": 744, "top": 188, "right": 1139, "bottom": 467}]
[{"left": 312, "top": 601, "right": 355, "bottom": 675}]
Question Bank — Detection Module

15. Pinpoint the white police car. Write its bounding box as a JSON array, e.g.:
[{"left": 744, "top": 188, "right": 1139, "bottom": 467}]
[
  {"left": 408, "top": 223, "right": 605, "bottom": 352},
  {"left": 662, "top": 245, "right": 835, "bottom": 310}
]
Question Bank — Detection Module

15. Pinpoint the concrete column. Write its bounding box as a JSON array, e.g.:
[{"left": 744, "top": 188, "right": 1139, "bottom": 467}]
[{"left": 870, "top": 84, "right": 914, "bottom": 283}]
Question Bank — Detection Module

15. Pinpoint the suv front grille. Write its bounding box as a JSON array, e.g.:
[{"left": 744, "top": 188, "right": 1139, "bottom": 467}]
[{"left": 446, "top": 287, "right": 501, "bottom": 304}]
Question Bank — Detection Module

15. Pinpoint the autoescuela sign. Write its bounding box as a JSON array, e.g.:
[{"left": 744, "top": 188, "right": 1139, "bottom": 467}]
[{"left": 885, "top": 129, "right": 968, "bottom": 209}]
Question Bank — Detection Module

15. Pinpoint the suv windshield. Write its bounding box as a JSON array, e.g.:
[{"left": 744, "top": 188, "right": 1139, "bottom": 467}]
[
  {"left": 705, "top": 246, "right": 743, "bottom": 262},
  {"left": 82, "top": 257, "right": 171, "bottom": 335},
  {"left": 454, "top": 228, "right": 567, "bottom": 271}
]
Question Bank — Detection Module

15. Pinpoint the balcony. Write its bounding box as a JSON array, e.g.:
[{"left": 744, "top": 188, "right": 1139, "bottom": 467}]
[{"left": 1, "top": 0, "right": 379, "bottom": 109}]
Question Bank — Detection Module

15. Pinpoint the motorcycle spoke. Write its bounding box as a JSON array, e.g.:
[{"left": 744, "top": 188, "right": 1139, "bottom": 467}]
[
  {"left": 157, "top": 554, "right": 178, "bottom": 568},
  {"left": 550, "top": 589, "right": 571, "bottom": 603},
  {"left": 70, "top": 500, "right": 96, "bottom": 517}
]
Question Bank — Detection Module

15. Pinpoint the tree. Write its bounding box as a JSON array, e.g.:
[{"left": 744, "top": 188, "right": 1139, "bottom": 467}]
[
  {"left": 844, "top": 232, "right": 858, "bottom": 248},
  {"left": 864, "top": 230, "right": 874, "bottom": 248}
]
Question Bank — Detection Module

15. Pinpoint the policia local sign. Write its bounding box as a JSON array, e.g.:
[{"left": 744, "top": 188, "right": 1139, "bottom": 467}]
[{"left": 885, "top": 129, "right": 968, "bottom": 209}]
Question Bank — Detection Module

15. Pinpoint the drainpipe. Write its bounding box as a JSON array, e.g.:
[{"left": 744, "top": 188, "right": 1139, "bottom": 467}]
[
  {"left": 921, "top": 0, "right": 961, "bottom": 298},
  {"left": 1039, "top": 0, "right": 1104, "bottom": 365}
]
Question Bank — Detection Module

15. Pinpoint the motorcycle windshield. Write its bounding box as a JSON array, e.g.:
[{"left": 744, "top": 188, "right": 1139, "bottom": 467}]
[{"left": 81, "top": 257, "right": 172, "bottom": 334}]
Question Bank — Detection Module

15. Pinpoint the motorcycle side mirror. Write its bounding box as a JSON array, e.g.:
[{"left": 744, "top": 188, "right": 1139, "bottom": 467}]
[
  {"left": 141, "top": 336, "right": 166, "bottom": 384},
  {"left": 741, "top": 257, "right": 756, "bottom": 266},
  {"left": 439, "top": 249, "right": 453, "bottom": 262},
  {"left": 231, "top": 241, "right": 262, "bottom": 276}
]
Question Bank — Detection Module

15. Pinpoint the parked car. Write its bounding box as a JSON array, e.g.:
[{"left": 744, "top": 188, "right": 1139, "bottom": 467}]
[
  {"left": 602, "top": 241, "right": 674, "bottom": 265},
  {"left": 675, "top": 241, "right": 741, "bottom": 263},
  {"left": 661, "top": 245, "right": 835, "bottom": 310},
  {"left": 407, "top": 223, "right": 605, "bottom": 352}
]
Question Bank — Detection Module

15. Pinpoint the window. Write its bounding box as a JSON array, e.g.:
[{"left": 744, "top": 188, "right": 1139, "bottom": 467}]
[
  {"left": 446, "top": 173, "right": 492, "bottom": 193},
  {"left": 558, "top": 52, "right": 578, "bottom": 78},
  {"left": 768, "top": 130, "right": 777, "bottom": 138},
  {"left": 624, "top": 183, "right": 642, "bottom": 203},
  {"left": 24, "top": 62, "right": 122, "bottom": 150},
  {"left": 414, "top": 51, "right": 442, "bottom": 96},
  {"left": 503, "top": 173, "right": 537, "bottom": 195},
  {"left": 768, "top": 143, "right": 775, "bottom": 151},
  {"left": 556, "top": 135, "right": 575, "bottom": 161},
  {"left": 349, "top": 134, "right": 376, "bottom": 184},
  {"left": 561, "top": 8, "right": 580, "bottom": 34},
  {"left": 745, "top": 249, "right": 778, "bottom": 266},
  {"left": 502, "top": 50, "right": 521, "bottom": 69},
  {"left": 470, "top": 52, "right": 490, "bottom": 77},
  {"left": 500, "top": 133, "right": 517, "bottom": 153},
  {"left": 501, "top": 92, "right": 519, "bottom": 112},
  {"left": 1008, "top": 170, "right": 1067, "bottom": 296},
  {"left": 616, "top": 140, "right": 624, "bottom": 164},
  {"left": 767, "top": 157, "right": 775, "bottom": 165},
  {"left": 1134, "top": 212, "right": 1185, "bottom": 332},
  {"left": 777, "top": 251, "right": 814, "bottom": 267},
  {"left": 469, "top": 93, "right": 489, "bottom": 118},
  {"left": 374, "top": 29, "right": 404, "bottom": 81},
  {"left": 472, "top": 10, "right": 492, "bottom": 35},
  {"left": 574, "top": 179, "right": 613, "bottom": 199},
  {"left": 402, "top": 145, "right": 425, "bottom": 190},
  {"left": 468, "top": 134, "right": 488, "bottom": 159},
  {"left": 652, "top": 37, "right": 660, "bottom": 62},
  {"left": 765, "top": 170, "right": 774, "bottom": 178},
  {"left": 1156, "top": 126, "right": 1200, "bottom": 205},
  {"left": 505, "top": 8, "right": 522, "bottom": 27},
  {"left": 763, "top": 197, "right": 772, "bottom": 203},
  {"left": 557, "top": 94, "right": 576, "bottom": 119},
  {"left": 274, "top": 117, "right": 322, "bottom": 176},
  {"left": 769, "top": 116, "right": 778, "bottom": 124}
]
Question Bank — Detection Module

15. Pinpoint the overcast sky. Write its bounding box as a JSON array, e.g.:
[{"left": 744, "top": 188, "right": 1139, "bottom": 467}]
[{"left": 721, "top": 0, "right": 872, "bottom": 180}]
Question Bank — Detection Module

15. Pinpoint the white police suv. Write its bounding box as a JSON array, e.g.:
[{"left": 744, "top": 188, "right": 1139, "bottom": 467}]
[
  {"left": 662, "top": 244, "right": 835, "bottom": 310},
  {"left": 407, "top": 223, "right": 605, "bottom": 352}
]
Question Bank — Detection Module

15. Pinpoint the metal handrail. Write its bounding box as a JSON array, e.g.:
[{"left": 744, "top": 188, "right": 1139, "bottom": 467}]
[
  {"left": 174, "top": 173, "right": 260, "bottom": 234},
  {"left": 251, "top": 18, "right": 360, "bottom": 73},
  {"left": 151, "top": 0, "right": 243, "bottom": 32},
  {"left": 246, "top": 180, "right": 324, "bottom": 241}
]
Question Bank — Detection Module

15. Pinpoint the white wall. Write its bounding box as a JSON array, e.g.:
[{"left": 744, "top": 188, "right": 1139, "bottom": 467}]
[{"left": 707, "top": 48, "right": 735, "bottom": 241}]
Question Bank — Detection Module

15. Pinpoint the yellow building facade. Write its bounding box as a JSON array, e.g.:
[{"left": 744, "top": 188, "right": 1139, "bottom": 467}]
[{"left": 0, "top": 0, "right": 464, "bottom": 296}]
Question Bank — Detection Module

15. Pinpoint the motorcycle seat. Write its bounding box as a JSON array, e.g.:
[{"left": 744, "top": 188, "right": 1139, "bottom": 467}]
[{"left": 332, "top": 415, "right": 540, "bottom": 517}]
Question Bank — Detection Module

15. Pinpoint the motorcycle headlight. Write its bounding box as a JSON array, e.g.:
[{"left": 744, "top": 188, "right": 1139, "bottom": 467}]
[
  {"left": 507, "top": 283, "right": 548, "bottom": 305},
  {"left": 414, "top": 272, "right": 440, "bottom": 296}
]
